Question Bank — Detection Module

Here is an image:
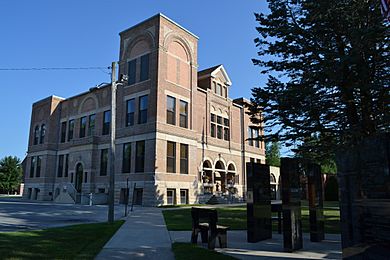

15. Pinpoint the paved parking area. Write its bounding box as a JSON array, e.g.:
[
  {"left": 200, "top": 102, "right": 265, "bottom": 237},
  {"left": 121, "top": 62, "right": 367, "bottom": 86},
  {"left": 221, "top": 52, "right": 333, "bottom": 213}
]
[{"left": 0, "top": 197, "right": 125, "bottom": 232}]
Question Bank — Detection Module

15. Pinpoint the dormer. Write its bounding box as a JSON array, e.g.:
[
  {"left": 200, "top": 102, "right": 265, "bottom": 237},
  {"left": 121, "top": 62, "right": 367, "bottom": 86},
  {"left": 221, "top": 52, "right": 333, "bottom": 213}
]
[{"left": 197, "top": 65, "right": 232, "bottom": 98}]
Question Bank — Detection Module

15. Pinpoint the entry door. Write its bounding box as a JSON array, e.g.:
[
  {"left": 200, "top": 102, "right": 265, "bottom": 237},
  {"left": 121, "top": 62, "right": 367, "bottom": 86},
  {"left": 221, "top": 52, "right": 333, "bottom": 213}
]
[
  {"left": 75, "top": 164, "right": 83, "bottom": 193},
  {"left": 134, "top": 188, "right": 143, "bottom": 205}
]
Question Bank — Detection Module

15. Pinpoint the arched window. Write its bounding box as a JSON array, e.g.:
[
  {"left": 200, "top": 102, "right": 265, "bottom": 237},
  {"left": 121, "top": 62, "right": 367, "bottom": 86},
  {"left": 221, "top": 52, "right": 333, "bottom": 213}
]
[
  {"left": 40, "top": 124, "right": 46, "bottom": 144},
  {"left": 33, "top": 126, "right": 39, "bottom": 145},
  {"left": 227, "top": 164, "right": 237, "bottom": 185}
]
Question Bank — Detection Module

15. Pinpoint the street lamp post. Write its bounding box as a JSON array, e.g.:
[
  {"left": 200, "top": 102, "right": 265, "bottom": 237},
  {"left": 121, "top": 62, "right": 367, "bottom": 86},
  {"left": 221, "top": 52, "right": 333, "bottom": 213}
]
[{"left": 108, "top": 61, "right": 116, "bottom": 224}]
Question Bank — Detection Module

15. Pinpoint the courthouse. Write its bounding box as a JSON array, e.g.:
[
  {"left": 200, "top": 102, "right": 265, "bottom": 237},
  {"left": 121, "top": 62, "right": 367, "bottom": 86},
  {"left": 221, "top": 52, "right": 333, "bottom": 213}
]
[{"left": 23, "top": 14, "right": 272, "bottom": 206}]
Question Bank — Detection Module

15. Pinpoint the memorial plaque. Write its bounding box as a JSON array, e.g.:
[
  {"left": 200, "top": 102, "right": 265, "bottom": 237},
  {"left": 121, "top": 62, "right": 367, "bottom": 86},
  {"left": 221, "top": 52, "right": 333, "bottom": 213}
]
[
  {"left": 246, "top": 162, "right": 272, "bottom": 242},
  {"left": 281, "top": 158, "right": 303, "bottom": 252},
  {"left": 307, "top": 163, "right": 324, "bottom": 242},
  {"left": 337, "top": 133, "right": 390, "bottom": 259}
]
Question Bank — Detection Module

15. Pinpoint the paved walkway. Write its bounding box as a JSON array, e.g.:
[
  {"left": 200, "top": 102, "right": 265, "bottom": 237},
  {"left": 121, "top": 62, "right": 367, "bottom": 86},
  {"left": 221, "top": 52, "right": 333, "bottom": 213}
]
[
  {"left": 95, "top": 207, "right": 174, "bottom": 260},
  {"left": 170, "top": 231, "right": 342, "bottom": 259}
]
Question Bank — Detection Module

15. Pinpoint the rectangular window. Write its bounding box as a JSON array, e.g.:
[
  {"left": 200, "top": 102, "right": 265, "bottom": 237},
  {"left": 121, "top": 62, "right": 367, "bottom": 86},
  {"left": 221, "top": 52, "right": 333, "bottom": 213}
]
[
  {"left": 58, "top": 155, "right": 64, "bottom": 177},
  {"left": 102, "top": 110, "right": 110, "bottom": 135},
  {"left": 36, "top": 156, "right": 41, "bottom": 178},
  {"left": 217, "top": 125, "right": 223, "bottom": 139},
  {"left": 167, "top": 189, "right": 176, "bottom": 205},
  {"left": 30, "top": 157, "right": 35, "bottom": 178},
  {"left": 126, "top": 99, "right": 135, "bottom": 127},
  {"left": 79, "top": 116, "right": 87, "bottom": 138},
  {"left": 166, "top": 96, "right": 176, "bottom": 125},
  {"left": 84, "top": 172, "right": 88, "bottom": 183},
  {"left": 135, "top": 141, "right": 145, "bottom": 172},
  {"left": 88, "top": 114, "right": 95, "bottom": 136},
  {"left": 211, "top": 114, "right": 216, "bottom": 122},
  {"left": 64, "top": 154, "right": 69, "bottom": 178},
  {"left": 167, "top": 141, "right": 176, "bottom": 173},
  {"left": 254, "top": 129, "right": 259, "bottom": 148},
  {"left": 216, "top": 84, "right": 222, "bottom": 96},
  {"left": 180, "top": 189, "right": 188, "bottom": 204},
  {"left": 223, "top": 118, "right": 230, "bottom": 141},
  {"left": 211, "top": 124, "right": 216, "bottom": 137},
  {"left": 128, "top": 59, "right": 136, "bottom": 85},
  {"left": 122, "top": 142, "right": 131, "bottom": 173},
  {"left": 179, "top": 100, "right": 188, "bottom": 128},
  {"left": 217, "top": 116, "right": 222, "bottom": 125},
  {"left": 180, "top": 144, "right": 188, "bottom": 174},
  {"left": 100, "top": 149, "right": 108, "bottom": 176},
  {"left": 213, "top": 82, "right": 217, "bottom": 93},
  {"left": 248, "top": 127, "right": 253, "bottom": 146},
  {"left": 68, "top": 120, "right": 74, "bottom": 141},
  {"left": 140, "top": 54, "right": 149, "bottom": 81},
  {"left": 60, "top": 122, "right": 67, "bottom": 143},
  {"left": 138, "top": 95, "right": 148, "bottom": 124}
]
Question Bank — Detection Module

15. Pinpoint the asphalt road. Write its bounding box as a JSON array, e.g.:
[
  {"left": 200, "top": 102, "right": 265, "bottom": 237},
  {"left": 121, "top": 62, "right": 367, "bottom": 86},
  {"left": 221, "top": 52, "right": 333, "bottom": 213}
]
[{"left": 0, "top": 197, "right": 126, "bottom": 232}]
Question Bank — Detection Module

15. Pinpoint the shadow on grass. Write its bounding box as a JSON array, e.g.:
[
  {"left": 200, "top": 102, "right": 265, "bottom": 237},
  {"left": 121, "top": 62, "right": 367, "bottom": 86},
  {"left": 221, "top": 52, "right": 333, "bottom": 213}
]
[{"left": 0, "top": 221, "right": 124, "bottom": 259}]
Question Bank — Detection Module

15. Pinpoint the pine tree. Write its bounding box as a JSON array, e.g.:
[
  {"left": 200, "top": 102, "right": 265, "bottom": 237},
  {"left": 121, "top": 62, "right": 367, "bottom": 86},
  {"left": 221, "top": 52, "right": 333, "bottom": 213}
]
[
  {"left": 0, "top": 156, "right": 22, "bottom": 194},
  {"left": 266, "top": 141, "right": 281, "bottom": 167},
  {"left": 249, "top": 0, "right": 389, "bottom": 158}
]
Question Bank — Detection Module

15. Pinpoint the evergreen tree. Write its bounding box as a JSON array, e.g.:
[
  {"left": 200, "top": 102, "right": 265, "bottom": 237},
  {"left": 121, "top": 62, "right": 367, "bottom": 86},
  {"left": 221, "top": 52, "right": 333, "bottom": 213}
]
[
  {"left": 266, "top": 141, "right": 281, "bottom": 167},
  {"left": 249, "top": 0, "right": 389, "bottom": 158},
  {"left": 0, "top": 156, "right": 22, "bottom": 194}
]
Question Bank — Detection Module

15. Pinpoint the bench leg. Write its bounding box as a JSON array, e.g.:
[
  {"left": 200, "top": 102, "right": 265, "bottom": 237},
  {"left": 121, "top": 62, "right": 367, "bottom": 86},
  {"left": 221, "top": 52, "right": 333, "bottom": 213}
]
[
  {"left": 200, "top": 228, "right": 208, "bottom": 243},
  {"left": 218, "top": 232, "right": 227, "bottom": 248},
  {"left": 191, "top": 230, "right": 198, "bottom": 244},
  {"left": 208, "top": 231, "right": 217, "bottom": 250}
]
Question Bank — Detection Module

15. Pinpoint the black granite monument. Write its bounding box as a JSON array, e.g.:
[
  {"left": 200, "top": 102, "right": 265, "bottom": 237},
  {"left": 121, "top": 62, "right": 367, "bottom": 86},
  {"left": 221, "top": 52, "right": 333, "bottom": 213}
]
[
  {"left": 336, "top": 133, "right": 390, "bottom": 259},
  {"left": 280, "top": 158, "right": 303, "bottom": 252},
  {"left": 246, "top": 162, "right": 272, "bottom": 242}
]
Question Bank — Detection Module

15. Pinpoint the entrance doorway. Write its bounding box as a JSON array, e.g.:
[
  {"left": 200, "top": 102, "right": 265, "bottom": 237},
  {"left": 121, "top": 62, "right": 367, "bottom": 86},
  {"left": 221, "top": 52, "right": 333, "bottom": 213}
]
[
  {"left": 134, "top": 188, "right": 143, "bottom": 205},
  {"left": 75, "top": 163, "right": 83, "bottom": 193}
]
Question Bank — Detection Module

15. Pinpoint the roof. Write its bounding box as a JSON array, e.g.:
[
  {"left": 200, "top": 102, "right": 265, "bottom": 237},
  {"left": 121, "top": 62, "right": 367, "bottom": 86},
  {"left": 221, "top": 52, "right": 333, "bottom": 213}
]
[
  {"left": 119, "top": 13, "right": 199, "bottom": 39},
  {"left": 197, "top": 64, "right": 232, "bottom": 86}
]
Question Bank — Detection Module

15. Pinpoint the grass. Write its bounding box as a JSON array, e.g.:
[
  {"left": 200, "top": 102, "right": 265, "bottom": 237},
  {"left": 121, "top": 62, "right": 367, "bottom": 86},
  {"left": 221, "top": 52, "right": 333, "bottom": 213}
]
[
  {"left": 0, "top": 221, "right": 124, "bottom": 260},
  {"left": 163, "top": 201, "right": 340, "bottom": 234},
  {"left": 172, "top": 242, "right": 236, "bottom": 260}
]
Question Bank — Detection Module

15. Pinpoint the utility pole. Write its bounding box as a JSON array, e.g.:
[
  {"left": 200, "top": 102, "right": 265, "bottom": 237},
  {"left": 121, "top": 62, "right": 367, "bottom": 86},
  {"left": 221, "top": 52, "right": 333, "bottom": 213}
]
[{"left": 108, "top": 61, "right": 116, "bottom": 224}]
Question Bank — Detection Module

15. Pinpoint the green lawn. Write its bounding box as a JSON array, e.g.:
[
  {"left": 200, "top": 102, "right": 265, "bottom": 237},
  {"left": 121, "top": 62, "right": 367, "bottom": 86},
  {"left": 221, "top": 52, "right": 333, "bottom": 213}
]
[
  {"left": 172, "top": 242, "right": 236, "bottom": 260},
  {"left": 163, "top": 201, "right": 340, "bottom": 234},
  {"left": 0, "top": 221, "right": 124, "bottom": 259}
]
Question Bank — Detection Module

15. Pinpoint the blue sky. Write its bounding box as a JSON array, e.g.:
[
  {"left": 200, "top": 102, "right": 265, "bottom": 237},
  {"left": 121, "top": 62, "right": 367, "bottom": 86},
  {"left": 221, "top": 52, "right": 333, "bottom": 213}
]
[{"left": 0, "top": 0, "right": 269, "bottom": 159}]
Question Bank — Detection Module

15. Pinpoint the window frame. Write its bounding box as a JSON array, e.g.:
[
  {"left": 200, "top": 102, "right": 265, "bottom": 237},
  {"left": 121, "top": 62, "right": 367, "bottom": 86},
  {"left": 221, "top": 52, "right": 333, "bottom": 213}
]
[
  {"left": 126, "top": 98, "right": 135, "bottom": 127},
  {"left": 102, "top": 110, "right": 111, "bottom": 135},
  {"left": 138, "top": 95, "right": 148, "bottom": 124},
  {"left": 68, "top": 119, "right": 75, "bottom": 141},
  {"left": 166, "top": 96, "right": 176, "bottom": 125},
  {"left": 122, "top": 142, "right": 132, "bottom": 173},
  {"left": 88, "top": 114, "right": 96, "bottom": 136},
  {"left": 140, "top": 54, "right": 150, "bottom": 82},
  {"left": 100, "top": 149, "right": 108, "bottom": 176},
  {"left": 79, "top": 116, "right": 87, "bottom": 138},
  {"left": 179, "top": 100, "right": 188, "bottom": 128},
  {"left": 135, "top": 141, "right": 145, "bottom": 172},
  {"left": 60, "top": 121, "right": 67, "bottom": 143},
  {"left": 127, "top": 59, "right": 136, "bottom": 85},
  {"left": 166, "top": 141, "right": 176, "bottom": 173},
  {"left": 180, "top": 143, "right": 188, "bottom": 174}
]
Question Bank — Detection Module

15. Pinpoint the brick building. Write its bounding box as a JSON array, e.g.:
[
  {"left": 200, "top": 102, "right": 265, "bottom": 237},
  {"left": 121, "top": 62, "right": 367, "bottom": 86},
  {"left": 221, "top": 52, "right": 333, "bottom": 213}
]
[{"left": 23, "top": 14, "right": 270, "bottom": 206}]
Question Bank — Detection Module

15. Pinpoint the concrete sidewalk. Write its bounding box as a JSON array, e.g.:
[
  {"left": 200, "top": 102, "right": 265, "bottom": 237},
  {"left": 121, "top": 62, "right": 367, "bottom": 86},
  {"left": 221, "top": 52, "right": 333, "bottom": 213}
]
[
  {"left": 95, "top": 207, "right": 174, "bottom": 260},
  {"left": 170, "top": 231, "right": 342, "bottom": 259}
]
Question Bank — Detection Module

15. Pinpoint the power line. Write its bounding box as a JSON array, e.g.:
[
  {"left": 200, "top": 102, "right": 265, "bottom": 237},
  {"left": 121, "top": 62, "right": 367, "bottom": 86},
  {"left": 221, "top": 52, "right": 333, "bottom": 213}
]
[{"left": 0, "top": 66, "right": 111, "bottom": 71}]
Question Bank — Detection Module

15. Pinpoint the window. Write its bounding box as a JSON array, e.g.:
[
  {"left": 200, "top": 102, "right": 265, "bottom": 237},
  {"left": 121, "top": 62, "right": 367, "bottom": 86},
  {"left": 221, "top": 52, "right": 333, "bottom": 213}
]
[
  {"left": 216, "top": 83, "right": 222, "bottom": 96},
  {"left": 64, "top": 154, "right": 69, "bottom": 177},
  {"left": 138, "top": 95, "right": 148, "bottom": 124},
  {"left": 166, "top": 96, "right": 176, "bottom": 125},
  {"left": 213, "top": 82, "right": 217, "bottom": 93},
  {"left": 248, "top": 127, "right": 259, "bottom": 147},
  {"left": 84, "top": 172, "right": 88, "bottom": 183},
  {"left": 135, "top": 141, "right": 145, "bottom": 172},
  {"left": 79, "top": 117, "right": 87, "bottom": 138},
  {"left": 102, "top": 110, "right": 110, "bottom": 135},
  {"left": 122, "top": 143, "right": 131, "bottom": 173},
  {"left": 68, "top": 120, "right": 74, "bottom": 141},
  {"left": 210, "top": 113, "right": 229, "bottom": 141},
  {"left": 222, "top": 86, "right": 227, "bottom": 98},
  {"left": 128, "top": 59, "right": 136, "bottom": 85},
  {"left": 180, "top": 144, "right": 188, "bottom": 174},
  {"left": 40, "top": 124, "right": 46, "bottom": 144},
  {"left": 179, "top": 100, "right": 188, "bottom": 128},
  {"left": 167, "top": 141, "right": 176, "bottom": 173},
  {"left": 126, "top": 99, "right": 135, "bottom": 126},
  {"left": 88, "top": 114, "right": 95, "bottom": 136},
  {"left": 167, "top": 189, "right": 176, "bottom": 205},
  {"left": 100, "top": 149, "right": 108, "bottom": 176},
  {"left": 58, "top": 155, "right": 64, "bottom": 177},
  {"left": 180, "top": 189, "right": 188, "bottom": 204},
  {"left": 30, "top": 157, "right": 35, "bottom": 178},
  {"left": 36, "top": 156, "right": 41, "bottom": 177},
  {"left": 60, "top": 122, "right": 67, "bottom": 143},
  {"left": 248, "top": 127, "right": 253, "bottom": 146},
  {"left": 223, "top": 118, "right": 230, "bottom": 141},
  {"left": 140, "top": 54, "right": 149, "bottom": 81},
  {"left": 33, "top": 126, "right": 39, "bottom": 145}
]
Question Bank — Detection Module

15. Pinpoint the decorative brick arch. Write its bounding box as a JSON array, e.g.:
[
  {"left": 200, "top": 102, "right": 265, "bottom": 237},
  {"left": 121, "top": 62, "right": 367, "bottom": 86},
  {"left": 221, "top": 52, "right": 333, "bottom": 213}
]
[
  {"left": 163, "top": 32, "right": 194, "bottom": 64},
  {"left": 122, "top": 32, "right": 155, "bottom": 60},
  {"left": 78, "top": 94, "right": 98, "bottom": 114}
]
